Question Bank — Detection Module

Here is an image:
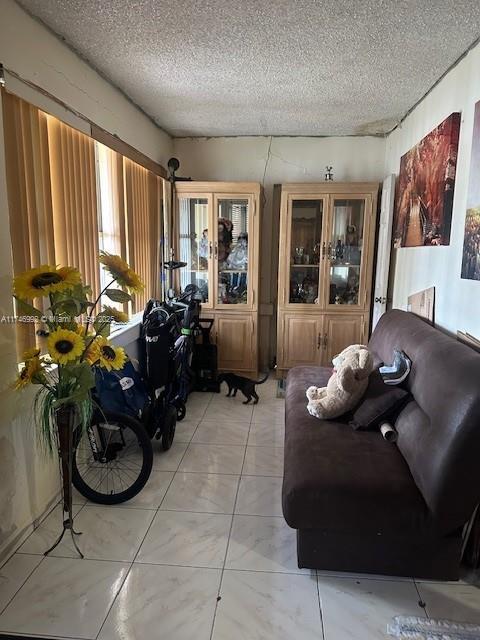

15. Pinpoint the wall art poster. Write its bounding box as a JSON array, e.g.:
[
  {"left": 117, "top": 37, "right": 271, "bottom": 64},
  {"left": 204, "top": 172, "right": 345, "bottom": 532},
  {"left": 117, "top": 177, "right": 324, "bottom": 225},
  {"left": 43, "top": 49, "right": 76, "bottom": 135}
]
[
  {"left": 393, "top": 112, "right": 461, "bottom": 248},
  {"left": 461, "top": 101, "right": 480, "bottom": 281}
]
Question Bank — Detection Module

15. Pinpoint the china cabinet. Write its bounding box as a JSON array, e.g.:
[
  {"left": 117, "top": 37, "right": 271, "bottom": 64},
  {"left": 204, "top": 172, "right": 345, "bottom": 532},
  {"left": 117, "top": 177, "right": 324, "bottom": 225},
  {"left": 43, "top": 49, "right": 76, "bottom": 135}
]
[
  {"left": 175, "top": 182, "right": 261, "bottom": 376},
  {"left": 276, "top": 183, "right": 379, "bottom": 377}
]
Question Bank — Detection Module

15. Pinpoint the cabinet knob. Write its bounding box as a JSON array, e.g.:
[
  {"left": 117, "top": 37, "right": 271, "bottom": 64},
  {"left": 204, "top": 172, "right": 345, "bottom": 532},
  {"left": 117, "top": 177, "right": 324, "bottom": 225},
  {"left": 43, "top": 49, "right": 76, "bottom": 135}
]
[
  {"left": 317, "top": 332, "right": 321, "bottom": 349},
  {"left": 321, "top": 242, "right": 326, "bottom": 260},
  {"left": 209, "top": 241, "right": 213, "bottom": 258},
  {"left": 374, "top": 296, "right": 387, "bottom": 304}
]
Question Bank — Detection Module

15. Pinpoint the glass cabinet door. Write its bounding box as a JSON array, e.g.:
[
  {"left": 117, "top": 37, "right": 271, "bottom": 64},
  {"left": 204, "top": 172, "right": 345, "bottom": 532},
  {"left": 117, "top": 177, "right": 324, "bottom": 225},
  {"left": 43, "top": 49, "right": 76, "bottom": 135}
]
[
  {"left": 288, "top": 199, "right": 324, "bottom": 304},
  {"left": 327, "top": 198, "right": 366, "bottom": 306},
  {"left": 178, "top": 196, "right": 211, "bottom": 304},
  {"left": 216, "top": 197, "right": 250, "bottom": 305}
]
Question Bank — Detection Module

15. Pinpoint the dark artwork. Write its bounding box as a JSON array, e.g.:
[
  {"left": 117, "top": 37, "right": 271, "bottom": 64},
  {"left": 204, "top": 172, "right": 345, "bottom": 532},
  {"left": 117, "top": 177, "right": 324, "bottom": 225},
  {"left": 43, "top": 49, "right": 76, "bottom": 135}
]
[
  {"left": 461, "top": 101, "right": 480, "bottom": 281},
  {"left": 393, "top": 113, "right": 461, "bottom": 248}
]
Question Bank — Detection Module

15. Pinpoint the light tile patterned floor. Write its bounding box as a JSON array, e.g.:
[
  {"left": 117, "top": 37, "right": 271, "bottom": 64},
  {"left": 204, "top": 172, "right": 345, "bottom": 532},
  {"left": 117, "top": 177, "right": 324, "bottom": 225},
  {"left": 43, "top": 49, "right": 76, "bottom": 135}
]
[{"left": 0, "top": 378, "right": 479, "bottom": 639}]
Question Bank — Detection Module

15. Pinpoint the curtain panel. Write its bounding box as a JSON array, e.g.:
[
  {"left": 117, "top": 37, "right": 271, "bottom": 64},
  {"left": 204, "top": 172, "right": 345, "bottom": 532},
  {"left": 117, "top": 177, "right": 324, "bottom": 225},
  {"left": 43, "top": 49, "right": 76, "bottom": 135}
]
[
  {"left": 2, "top": 90, "right": 164, "bottom": 354},
  {"left": 123, "top": 158, "right": 162, "bottom": 311},
  {"left": 2, "top": 91, "right": 55, "bottom": 353}
]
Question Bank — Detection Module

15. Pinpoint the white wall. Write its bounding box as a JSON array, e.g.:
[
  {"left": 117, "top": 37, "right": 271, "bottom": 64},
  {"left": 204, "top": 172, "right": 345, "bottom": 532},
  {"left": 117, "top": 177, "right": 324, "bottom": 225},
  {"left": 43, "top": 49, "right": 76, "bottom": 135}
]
[
  {"left": 0, "top": 0, "right": 172, "bottom": 165},
  {"left": 173, "top": 136, "right": 386, "bottom": 366},
  {"left": 0, "top": 0, "right": 172, "bottom": 561},
  {"left": 385, "top": 42, "right": 480, "bottom": 337}
]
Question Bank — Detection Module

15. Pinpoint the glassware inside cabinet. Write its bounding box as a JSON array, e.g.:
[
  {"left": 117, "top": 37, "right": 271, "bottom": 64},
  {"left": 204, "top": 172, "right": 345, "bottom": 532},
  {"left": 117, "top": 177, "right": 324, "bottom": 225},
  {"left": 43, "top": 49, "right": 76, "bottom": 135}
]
[
  {"left": 328, "top": 199, "right": 365, "bottom": 306},
  {"left": 288, "top": 199, "right": 323, "bottom": 304},
  {"left": 178, "top": 197, "right": 210, "bottom": 303},
  {"left": 217, "top": 198, "right": 249, "bottom": 304}
]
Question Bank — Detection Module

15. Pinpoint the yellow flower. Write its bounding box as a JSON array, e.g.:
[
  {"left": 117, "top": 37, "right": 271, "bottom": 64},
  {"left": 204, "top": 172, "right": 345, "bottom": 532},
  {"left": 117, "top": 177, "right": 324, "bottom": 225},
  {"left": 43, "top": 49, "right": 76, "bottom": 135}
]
[
  {"left": 47, "top": 328, "right": 85, "bottom": 365},
  {"left": 13, "top": 265, "right": 82, "bottom": 300},
  {"left": 100, "top": 306, "right": 129, "bottom": 324},
  {"left": 22, "top": 347, "right": 41, "bottom": 361},
  {"left": 99, "top": 252, "right": 144, "bottom": 293},
  {"left": 74, "top": 323, "right": 94, "bottom": 338},
  {"left": 91, "top": 336, "right": 127, "bottom": 371},
  {"left": 14, "top": 357, "right": 44, "bottom": 390}
]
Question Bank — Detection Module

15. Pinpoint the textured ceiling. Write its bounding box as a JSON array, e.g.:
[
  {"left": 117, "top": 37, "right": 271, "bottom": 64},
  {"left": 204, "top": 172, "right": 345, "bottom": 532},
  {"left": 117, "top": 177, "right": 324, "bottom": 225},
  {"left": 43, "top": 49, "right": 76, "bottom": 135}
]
[{"left": 16, "top": 0, "right": 480, "bottom": 137}]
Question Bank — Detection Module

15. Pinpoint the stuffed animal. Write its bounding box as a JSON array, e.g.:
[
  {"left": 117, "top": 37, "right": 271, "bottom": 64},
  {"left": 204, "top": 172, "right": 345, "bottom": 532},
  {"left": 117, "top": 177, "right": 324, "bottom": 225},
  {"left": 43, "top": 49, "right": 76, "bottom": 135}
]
[{"left": 306, "top": 344, "right": 374, "bottom": 420}]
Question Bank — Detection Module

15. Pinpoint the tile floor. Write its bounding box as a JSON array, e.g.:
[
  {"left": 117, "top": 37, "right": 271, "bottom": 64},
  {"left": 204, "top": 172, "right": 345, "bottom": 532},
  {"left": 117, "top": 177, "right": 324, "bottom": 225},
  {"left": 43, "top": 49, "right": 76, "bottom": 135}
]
[{"left": 0, "top": 378, "right": 479, "bottom": 639}]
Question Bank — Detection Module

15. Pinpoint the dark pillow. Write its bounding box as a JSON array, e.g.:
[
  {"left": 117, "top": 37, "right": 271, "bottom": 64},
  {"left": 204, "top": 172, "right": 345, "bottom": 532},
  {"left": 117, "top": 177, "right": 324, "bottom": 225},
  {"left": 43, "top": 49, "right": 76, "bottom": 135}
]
[{"left": 349, "top": 370, "right": 410, "bottom": 431}]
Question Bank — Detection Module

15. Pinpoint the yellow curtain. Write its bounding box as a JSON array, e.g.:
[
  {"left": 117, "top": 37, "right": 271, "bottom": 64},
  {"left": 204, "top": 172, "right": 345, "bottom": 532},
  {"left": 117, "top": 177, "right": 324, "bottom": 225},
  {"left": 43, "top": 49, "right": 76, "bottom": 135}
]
[
  {"left": 124, "top": 158, "right": 161, "bottom": 311},
  {"left": 46, "top": 117, "right": 100, "bottom": 299},
  {"left": 2, "top": 91, "right": 55, "bottom": 353}
]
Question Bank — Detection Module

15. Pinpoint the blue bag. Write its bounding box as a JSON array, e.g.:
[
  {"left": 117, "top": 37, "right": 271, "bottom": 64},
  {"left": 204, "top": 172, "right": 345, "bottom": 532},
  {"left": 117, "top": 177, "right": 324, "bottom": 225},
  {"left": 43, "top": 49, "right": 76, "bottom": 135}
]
[{"left": 94, "top": 360, "right": 150, "bottom": 419}]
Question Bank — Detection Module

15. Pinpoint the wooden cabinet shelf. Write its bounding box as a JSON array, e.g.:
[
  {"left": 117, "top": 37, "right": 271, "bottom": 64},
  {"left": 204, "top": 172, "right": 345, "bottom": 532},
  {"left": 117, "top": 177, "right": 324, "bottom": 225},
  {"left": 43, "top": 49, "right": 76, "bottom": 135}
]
[
  {"left": 276, "top": 182, "right": 378, "bottom": 376},
  {"left": 175, "top": 181, "right": 262, "bottom": 377}
]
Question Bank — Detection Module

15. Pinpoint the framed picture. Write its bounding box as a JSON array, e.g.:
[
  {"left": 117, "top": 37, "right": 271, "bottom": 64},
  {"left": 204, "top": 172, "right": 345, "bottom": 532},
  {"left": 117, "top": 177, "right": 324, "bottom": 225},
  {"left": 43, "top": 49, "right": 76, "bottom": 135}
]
[
  {"left": 461, "top": 101, "right": 480, "bottom": 281},
  {"left": 393, "top": 112, "right": 461, "bottom": 248}
]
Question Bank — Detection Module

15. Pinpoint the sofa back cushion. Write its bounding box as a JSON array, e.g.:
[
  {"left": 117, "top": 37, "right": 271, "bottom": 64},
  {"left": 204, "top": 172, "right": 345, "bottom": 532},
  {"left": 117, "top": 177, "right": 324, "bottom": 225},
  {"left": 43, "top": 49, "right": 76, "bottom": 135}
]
[{"left": 368, "top": 310, "right": 480, "bottom": 533}]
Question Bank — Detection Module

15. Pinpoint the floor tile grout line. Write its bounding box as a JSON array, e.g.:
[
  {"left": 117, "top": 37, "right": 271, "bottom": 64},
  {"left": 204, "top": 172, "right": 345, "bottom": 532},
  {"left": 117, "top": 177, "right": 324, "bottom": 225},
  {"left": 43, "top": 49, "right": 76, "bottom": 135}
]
[
  {"left": 0, "top": 494, "right": 93, "bottom": 619},
  {"left": 1, "top": 391, "right": 268, "bottom": 636},
  {"left": 208, "top": 402, "right": 254, "bottom": 640},
  {"left": 413, "top": 578, "right": 430, "bottom": 618},
  {"left": 0, "top": 554, "right": 47, "bottom": 620},
  {"left": 91, "top": 394, "right": 215, "bottom": 639},
  {"left": 93, "top": 432, "right": 187, "bottom": 640},
  {"left": 316, "top": 573, "right": 327, "bottom": 640}
]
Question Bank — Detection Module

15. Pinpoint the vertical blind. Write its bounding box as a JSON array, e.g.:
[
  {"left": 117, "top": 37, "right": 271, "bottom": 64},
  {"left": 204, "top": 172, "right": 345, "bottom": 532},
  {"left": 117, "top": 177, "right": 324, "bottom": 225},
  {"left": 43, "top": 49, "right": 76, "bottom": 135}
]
[
  {"left": 124, "top": 158, "right": 162, "bottom": 311},
  {"left": 2, "top": 89, "right": 164, "bottom": 354},
  {"left": 46, "top": 115, "right": 101, "bottom": 300}
]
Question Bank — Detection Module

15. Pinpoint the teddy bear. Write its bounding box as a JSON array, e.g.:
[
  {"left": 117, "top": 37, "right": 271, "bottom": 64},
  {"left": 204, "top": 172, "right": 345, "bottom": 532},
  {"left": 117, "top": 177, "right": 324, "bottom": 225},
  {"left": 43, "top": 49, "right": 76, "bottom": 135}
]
[{"left": 306, "top": 344, "right": 374, "bottom": 420}]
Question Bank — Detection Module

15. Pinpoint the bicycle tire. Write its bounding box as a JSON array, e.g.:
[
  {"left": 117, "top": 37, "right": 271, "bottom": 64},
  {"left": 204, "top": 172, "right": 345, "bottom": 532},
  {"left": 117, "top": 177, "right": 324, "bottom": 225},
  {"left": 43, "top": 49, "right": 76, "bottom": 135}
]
[{"left": 72, "top": 411, "right": 153, "bottom": 505}]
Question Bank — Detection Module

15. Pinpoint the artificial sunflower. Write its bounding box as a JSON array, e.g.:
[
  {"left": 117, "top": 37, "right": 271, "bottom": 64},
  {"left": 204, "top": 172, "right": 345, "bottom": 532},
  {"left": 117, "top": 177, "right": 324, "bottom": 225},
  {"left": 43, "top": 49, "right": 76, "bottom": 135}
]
[
  {"left": 91, "top": 336, "right": 127, "bottom": 371},
  {"left": 74, "top": 323, "right": 94, "bottom": 338},
  {"left": 14, "top": 357, "right": 44, "bottom": 390},
  {"left": 100, "top": 305, "right": 129, "bottom": 324},
  {"left": 47, "top": 328, "right": 85, "bottom": 365},
  {"left": 99, "top": 252, "right": 144, "bottom": 293},
  {"left": 22, "top": 347, "right": 41, "bottom": 361},
  {"left": 13, "top": 265, "right": 82, "bottom": 300}
]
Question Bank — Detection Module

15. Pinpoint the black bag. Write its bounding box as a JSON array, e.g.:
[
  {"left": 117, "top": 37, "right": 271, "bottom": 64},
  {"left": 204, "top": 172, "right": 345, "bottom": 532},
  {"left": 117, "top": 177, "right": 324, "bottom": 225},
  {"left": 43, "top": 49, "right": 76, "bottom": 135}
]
[{"left": 94, "top": 360, "right": 150, "bottom": 419}]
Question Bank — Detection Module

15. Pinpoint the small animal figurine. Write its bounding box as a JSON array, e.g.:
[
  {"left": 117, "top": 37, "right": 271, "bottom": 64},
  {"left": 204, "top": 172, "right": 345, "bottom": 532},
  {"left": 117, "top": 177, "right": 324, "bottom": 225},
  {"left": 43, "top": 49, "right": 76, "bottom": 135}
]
[{"left": 218, "top": 372, "right": 269, "bottom": 404}]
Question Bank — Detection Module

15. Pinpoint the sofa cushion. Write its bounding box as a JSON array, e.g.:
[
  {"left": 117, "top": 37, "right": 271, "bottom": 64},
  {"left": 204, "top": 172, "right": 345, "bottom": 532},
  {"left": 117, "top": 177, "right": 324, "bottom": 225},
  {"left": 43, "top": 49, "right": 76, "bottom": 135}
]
[
  {"left": 368, "top": 310, "right": 480, "bottom": 533},
  {"left": 349, "top": 370, "right": 410, "bottom": 430},
  {"left": 283, "top": 366, "right": 435, "bottom": 536}
]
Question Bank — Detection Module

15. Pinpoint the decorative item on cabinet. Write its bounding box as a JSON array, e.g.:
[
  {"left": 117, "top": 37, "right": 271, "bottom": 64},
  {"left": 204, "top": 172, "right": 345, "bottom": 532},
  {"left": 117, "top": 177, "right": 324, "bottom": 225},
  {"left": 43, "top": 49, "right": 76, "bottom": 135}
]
[
  {"left": 276, "top": 183, "right": 379, "bottom": 377},
  {"left": 175, "top": 182, "right": 262, "bottom": 377}
]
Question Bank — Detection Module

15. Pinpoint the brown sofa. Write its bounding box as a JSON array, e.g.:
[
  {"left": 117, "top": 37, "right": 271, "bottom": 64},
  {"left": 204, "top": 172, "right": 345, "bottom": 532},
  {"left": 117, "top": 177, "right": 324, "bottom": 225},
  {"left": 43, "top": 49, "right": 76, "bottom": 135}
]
[{"left": 282, "top": 309, "right": 480, "bottom": 579}]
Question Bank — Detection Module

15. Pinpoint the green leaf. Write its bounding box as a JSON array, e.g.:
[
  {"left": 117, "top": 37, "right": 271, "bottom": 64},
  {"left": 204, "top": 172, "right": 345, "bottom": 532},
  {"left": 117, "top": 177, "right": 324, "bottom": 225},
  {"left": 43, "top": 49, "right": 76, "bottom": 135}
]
[
  {"left": 105, "top": 288, "right": 132, "bottom": 303},
  {"left": 93, "top": 317, "right": 111, "bottom": 337},
  {"left": 57, "top": 362, "right": 95, "bottom": 404},
  {"left": 51, "top": 298, "right": 82, "bottom": 318},
  {"left": 14, "top": 297, "right": 43, "bottom": 319}
]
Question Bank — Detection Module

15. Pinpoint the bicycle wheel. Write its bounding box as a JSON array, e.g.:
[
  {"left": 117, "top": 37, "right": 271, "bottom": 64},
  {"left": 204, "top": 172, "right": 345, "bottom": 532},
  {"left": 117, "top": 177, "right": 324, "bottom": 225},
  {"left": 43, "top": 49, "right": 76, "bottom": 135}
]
[{"left": 72, "top": 411, "right": 153, "bottom": 505}]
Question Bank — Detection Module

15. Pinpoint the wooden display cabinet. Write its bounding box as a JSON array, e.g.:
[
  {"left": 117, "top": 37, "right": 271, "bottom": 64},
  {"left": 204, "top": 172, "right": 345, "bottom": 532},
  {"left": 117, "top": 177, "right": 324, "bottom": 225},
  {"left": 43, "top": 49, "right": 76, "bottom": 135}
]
[
  {"left": 175, "top": 182, "right": 262, "bottom": 377},
  {"left": 276, "top": 183, "right": 378, "bottom": 377}
]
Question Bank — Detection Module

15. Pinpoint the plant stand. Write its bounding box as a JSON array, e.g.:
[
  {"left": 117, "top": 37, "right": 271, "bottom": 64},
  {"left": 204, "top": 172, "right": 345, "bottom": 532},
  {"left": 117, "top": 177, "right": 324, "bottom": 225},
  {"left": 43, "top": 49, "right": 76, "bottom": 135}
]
[{"left": 44, "top": 404, "right": 84, "bottom": 559}]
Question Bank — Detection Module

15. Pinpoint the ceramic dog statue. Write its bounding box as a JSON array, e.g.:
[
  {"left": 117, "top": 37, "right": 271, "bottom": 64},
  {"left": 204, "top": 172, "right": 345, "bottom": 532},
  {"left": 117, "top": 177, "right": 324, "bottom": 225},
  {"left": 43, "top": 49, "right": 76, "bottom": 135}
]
[{"left": 306, "top": 344, "right": 374, "bottom": 420}]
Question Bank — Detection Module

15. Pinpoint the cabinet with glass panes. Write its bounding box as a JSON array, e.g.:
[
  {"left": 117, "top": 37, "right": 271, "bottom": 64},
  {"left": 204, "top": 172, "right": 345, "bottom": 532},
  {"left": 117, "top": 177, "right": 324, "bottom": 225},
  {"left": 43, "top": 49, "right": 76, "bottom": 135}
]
[
  {"left": 276, "top": 183, "right": 379, "bottom": 377},
  {"left": 175, "top": 182, "right": 261, "bottom": 377}
]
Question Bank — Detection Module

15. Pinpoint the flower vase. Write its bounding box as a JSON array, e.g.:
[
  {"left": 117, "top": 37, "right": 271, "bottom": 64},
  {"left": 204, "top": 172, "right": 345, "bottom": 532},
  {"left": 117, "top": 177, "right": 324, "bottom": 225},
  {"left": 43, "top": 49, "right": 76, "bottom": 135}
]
[{"left": 44, "top": 403, "right": 84, "bottom": 558}]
